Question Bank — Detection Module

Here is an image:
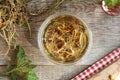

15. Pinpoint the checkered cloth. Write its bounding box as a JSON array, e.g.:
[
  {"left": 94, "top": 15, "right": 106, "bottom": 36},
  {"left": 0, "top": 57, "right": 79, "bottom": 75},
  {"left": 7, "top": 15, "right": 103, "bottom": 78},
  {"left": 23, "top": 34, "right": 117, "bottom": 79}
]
[{"left": 72, "top": 48, "right": 120, "bottom": 80}]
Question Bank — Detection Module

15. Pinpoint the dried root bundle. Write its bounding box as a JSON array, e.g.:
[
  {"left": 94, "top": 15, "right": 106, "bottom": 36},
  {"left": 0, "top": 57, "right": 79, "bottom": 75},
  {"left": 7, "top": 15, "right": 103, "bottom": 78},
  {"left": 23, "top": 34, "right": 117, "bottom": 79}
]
[{"left": 0, "top": 0, "right": 30, "bottom": 54}]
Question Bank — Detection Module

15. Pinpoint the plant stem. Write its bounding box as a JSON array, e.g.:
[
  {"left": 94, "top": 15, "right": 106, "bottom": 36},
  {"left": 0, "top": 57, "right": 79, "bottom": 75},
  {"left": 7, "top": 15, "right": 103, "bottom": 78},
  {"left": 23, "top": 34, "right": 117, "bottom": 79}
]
[
  {"left": 24, "top": 17, "right": 31, "bottom": 37},
  {"left": 0, "top": 68, "right": 18, "bottom": 76},
  {"left": 46, "top": 0, "right": 65, "bottom": 13},
  {"left": 30, "top": 0, "right": 65, "bottom": 16}
]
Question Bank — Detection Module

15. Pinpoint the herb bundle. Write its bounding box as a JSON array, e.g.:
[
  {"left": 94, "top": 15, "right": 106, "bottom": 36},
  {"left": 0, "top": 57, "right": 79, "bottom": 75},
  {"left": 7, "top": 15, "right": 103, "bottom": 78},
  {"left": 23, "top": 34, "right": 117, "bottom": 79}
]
[{"left": 0, "top": 46, "right": 38, "bottom": 80}]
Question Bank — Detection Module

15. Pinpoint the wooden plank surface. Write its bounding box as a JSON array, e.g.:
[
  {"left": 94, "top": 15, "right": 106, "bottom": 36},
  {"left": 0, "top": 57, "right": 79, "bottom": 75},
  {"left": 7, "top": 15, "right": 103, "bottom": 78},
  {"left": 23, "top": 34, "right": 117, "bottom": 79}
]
[
  {"left": 0, "top": 0, "right": 120, "bottom": 80},
  {"left": 0, "top": 65, "right": 88, "bottom": 80}
]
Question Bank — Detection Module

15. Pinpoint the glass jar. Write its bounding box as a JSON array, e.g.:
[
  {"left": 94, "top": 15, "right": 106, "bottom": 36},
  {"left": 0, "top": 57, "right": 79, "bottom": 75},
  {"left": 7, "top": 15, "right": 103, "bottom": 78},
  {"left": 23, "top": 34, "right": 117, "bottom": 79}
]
[{"left": 38, "top": 12, "right": 92, "bottom": 65}]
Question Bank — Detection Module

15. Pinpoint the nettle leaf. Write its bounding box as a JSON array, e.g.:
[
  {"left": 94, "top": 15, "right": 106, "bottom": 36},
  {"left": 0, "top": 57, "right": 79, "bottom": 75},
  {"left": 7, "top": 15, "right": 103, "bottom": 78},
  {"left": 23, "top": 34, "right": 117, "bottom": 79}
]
[
  {"left": 17, "top": 47, "right": 26, "bottom": 67},
  {"left": 25, "top": 70, "right": 38, "bottom": 80},
  {"left": 2, "top": 46, "right": 38, "bottom": 80},
  {"left": 18, "top": 64, "right": 36, "bottom": 73},
  {"left": 17, "top": 47, "right": 25, "bottom": 60},
  {"left": 15, "top": 46, "right": 38, "bottom": 80},
  {"left": 11, "top": 73, "right": 20, "bottom": 80},
  {"left": 17, "top": 58, "right": 30, "bottom": 67}
]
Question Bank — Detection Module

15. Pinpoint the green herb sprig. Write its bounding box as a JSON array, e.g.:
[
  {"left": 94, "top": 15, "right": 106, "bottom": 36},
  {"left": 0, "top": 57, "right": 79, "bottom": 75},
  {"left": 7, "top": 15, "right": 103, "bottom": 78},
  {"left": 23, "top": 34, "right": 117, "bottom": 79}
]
[
  {"left": 0, "top": 47, "right": 38, "bottom": 80},
  {"left": 105, "top": 0, "right": 120, "bottom": 6}
]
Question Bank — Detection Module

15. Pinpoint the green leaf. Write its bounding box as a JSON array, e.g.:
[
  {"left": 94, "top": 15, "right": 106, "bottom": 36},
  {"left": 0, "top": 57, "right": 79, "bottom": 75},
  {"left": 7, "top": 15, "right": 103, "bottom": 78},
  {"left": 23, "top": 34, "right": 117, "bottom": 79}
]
[
  {"left": 15, "top": 46, "right": 38, "bottom": 79},
  {"left": 17, "top": 47, "right": 26, "bottom": 67},
  {"left": 18, "top": 64, "right": 36, "bottom": 73},
  {"left": 25, "top": 70, "right": 38, "bottom": 80},
  {"left": 11, "top": 73, "right": 20, "bottom": 80},
  {"left": 118, "top": 0, "right": 120, "bottom": 3},
  {"left": 17, "top": 47, "right": 25, "bottom": 60},
  {"left": 3, "top": 46, "right": 38, "bottom": 80}
]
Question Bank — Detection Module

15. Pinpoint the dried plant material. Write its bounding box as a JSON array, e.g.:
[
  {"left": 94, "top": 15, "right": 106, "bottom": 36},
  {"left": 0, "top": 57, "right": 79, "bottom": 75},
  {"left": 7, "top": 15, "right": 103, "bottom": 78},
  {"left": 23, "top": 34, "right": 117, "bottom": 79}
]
[
  {"left": 0, "top": 0, "right": 31, "bottom": 54},
  {"left": 30, "top": 0, "right": 65, "bottom": 16},
  {"left": 43, "top": 15, "right": 89, "bottom": 63}
]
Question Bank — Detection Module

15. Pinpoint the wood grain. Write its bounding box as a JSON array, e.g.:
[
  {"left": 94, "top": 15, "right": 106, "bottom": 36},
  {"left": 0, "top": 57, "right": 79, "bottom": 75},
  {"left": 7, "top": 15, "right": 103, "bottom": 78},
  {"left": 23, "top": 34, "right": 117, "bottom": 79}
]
[
  {"left": 0, "top": 66, "right": 9, "bottom": 80},
  {"left": 0, "top": 0, "right": 120, "bottom": 80},
  {"left": 37, "top": 65, "right": 88, "bottom": 80}
]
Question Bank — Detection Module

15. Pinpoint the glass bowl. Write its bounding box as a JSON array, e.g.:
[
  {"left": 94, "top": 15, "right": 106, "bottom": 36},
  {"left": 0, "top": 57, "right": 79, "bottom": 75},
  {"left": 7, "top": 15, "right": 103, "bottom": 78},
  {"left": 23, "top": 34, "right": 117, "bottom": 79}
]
[{"left": 38, "top": 12, "right": 92, "bottom": 65}]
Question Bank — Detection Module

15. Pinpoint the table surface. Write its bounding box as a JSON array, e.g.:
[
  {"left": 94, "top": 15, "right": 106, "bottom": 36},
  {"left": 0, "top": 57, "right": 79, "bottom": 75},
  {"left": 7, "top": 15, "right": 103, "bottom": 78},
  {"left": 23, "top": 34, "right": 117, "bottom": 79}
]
[{"left": 0, "top": 0, "right": 120, "bottom": 80}]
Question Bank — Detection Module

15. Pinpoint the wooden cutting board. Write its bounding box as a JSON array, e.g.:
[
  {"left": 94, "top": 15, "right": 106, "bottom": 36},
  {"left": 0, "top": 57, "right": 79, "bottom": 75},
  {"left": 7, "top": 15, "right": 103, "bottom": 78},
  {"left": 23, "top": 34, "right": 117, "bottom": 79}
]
[{"left": 89, "top": 59, "right": 120, "bottom": 80}]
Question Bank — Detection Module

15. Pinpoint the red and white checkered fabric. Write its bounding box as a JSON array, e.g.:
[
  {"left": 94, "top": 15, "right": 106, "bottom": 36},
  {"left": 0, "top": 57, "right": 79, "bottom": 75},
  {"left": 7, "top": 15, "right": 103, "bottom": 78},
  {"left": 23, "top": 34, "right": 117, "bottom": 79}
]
[{"left": 72, "top": 48, "right": 120, "bottom": 80}]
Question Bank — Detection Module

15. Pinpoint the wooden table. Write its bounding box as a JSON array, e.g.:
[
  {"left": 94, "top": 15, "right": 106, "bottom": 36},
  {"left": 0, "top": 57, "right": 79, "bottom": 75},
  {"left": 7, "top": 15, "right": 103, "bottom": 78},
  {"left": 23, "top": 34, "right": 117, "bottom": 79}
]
[{"left": 0, "top": 0, "right": 120, "bottom": 80}]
